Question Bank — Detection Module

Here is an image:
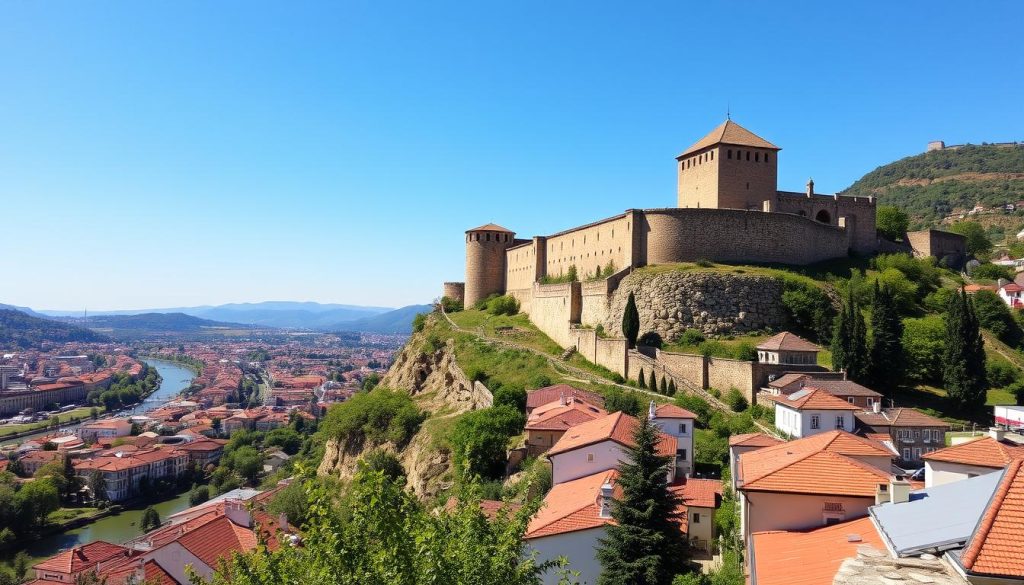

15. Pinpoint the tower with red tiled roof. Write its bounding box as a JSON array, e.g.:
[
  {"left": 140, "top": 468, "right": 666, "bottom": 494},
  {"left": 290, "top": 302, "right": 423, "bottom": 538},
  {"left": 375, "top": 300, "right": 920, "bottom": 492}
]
[{"left": 676, "top": 119, "right": 781, "bottom": 211}]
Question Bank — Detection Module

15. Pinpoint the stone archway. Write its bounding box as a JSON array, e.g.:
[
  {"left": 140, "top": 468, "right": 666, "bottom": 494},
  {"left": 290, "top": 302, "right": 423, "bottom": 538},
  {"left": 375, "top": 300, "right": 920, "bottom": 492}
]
[{"left": 815, "top": 210, "right": 832, "bottom": 224}]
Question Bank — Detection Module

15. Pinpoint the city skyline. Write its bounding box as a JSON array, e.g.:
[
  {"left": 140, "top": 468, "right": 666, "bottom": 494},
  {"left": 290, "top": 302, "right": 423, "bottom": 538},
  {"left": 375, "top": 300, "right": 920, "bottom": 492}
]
[{"left": 2, "top": 0, "right": 1022, "bottom": 310}]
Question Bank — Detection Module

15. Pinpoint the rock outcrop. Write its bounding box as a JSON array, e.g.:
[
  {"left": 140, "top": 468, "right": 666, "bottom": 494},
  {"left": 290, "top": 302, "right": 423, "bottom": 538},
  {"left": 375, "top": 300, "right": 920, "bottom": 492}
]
[
  {"left": 318, "top": 320, "right": 491, "bottom": 499},
  {"left": 603, "top": 270, "right": 788, "bottom": 340}
]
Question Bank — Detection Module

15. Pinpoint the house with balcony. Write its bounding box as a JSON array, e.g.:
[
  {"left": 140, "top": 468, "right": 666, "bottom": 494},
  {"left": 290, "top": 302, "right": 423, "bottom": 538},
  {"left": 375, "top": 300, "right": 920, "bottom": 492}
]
[{"left": 854, "top": 406, "right": 950, "bottom": 466}]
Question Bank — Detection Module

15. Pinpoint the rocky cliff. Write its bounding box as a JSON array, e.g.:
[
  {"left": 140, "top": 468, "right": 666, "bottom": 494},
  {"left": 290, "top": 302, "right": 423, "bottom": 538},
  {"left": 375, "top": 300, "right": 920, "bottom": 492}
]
[
  {"left": 318, "top": 321, "right": 491, "bottom": 499},
  {"left": 602, "top": 270, "right": 788, "bottom": 340}
]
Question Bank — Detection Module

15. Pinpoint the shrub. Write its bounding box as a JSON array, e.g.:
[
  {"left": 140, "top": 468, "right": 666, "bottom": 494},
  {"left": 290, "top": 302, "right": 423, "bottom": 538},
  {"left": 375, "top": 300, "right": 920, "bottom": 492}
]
[
  {"left": 679, "top": 329, "right": 706, "bottom": 346},
  {"left": 1007, "top": 380, "right": 1024, "bottom": 405},
  {"left": 972, "top": 263, "right": 1014, "bottom": 281},
  {"left": 637, "top": 368, "right": 647, "bottom": 388},
  {"left": 440, "top": 296, "right": 463, "bottom": 313},
  {"left": 709, "top": 388, "right": 721, "bottom": 398},
  {"left": 492, "top": 386, "right": 527, "bottom": 412},
  {"left": 412, "top": 313, "right": 428, "bottom": 333},
  {"left": 779, "top": 274, "right": 835, "bottom": 342},
  {"left": 486, "top": 295, "right": 519, "bottom": 316},
  {"left": 973, "top": 289, "right": 1023, "bottom": 345},
  {"left": 734, "top": 342, "right": 757, "bottom": 361},
  {"left": 696, "top": 259, "right": 713, "bottom": 268},
  {"left": 949, "top": 221, "right": 993, "bottom": 256},
  {"left": 725, "top": 388, "right": 748, "bottom": 412},
  {"left": 903, "top": 315, "right": 946, "bottom": 384},
  {"left": 321, "top": 389, "right": 425, "bottom": 449},
  {"left": 986, "top": 359, "right": 1020, "bottom": 388},
  {"left": 363, "top": 449, "right": 406, "bottom": 484},
  {"left": 638, "top": 331, "right": 664, "bottom": 349},
  {"left": 604, "top": 388, "right": 642, "bottom": 417},
  {"left": 923, "top": 287, "right": 954, "bottom": 313},
  {"left": 876, "top": 206, "right": 909, "bottom": 241},
  {"left": 449, "top": 405, "right": 525, "bottom": 479}
]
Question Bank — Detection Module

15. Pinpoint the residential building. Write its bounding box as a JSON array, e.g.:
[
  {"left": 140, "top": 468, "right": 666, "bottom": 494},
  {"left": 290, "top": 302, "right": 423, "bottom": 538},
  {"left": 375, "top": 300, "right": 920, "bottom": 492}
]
[
  {"left": 949, "top": 458, "right": 1024, "bottom": 583},
  {"left": 31, "top": 541, "right": 130, "bottom": 583},
  {"left": 677, "top": 478, "right": 722, "bottom": 553},
  {"left": 922, "top": 429, "right": 1024, "bottom": 487},
  {"left": 19, "top": 450, "right": 63, "bottom": 476},
  {"left": 765, "top": 374, "right": 883, "bottom": 409},
  {"left": 755, "top": 332, "right": 821, "bottom": 366},
  {"left": 998, "top": 282, "right": 1024, "bottom": 308},
  {"left": 854, "top": 405, "right": 950, "bottom": 466},
  {"left": 77, "top": 419, "right": 132, "bottom": 443},
  {"left": 73, "top": 447, "right": 190, "bottom": 501},
  {"left": 526, "top": 385, "right": 604, "bottom": 414},
  {"left": 761, "top": 388, "right": 859, "bottom": 438},
  {"left": 524, "top": 395, "right": 606, "bottom": 456},
  {"left": 736, "top": 430, "right": 893, "bottom": 541},
  {"left": 648, "top": 402, "right": 697, "bottom": 477},
  {"left": 176, "top": 438, "right": 226, "bottom": 470},
  {"left": 728, "top": 433, "right": 782, "bottom": 492},
  {"left": 749, "top": 516, "right": 886, "bottom": 585},
  {"left": 546, "top": 411, "right": 677, "bottom": 485}
]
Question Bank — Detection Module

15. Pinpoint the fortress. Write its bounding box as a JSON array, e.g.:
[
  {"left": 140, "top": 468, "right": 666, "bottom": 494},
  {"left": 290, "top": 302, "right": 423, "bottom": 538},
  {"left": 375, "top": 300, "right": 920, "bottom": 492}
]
[
  {"left": 442, "top": 120, "right": 966, "bottom": 401},
  {"left": 452, "top": 120, "right": 879, "bottom": 309}
]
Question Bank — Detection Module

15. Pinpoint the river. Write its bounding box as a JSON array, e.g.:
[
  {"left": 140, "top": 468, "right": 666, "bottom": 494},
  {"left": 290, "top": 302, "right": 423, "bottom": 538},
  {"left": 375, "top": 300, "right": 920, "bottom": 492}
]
[{"left": 8, "top": 359, "right": 200, "bottom": 565}]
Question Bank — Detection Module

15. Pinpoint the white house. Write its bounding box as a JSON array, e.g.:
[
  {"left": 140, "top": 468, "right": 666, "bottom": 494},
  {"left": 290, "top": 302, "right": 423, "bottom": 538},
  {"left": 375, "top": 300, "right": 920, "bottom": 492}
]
[
  {"left": 648, "top": 402, "right": 696, "bottom": 478},
  {"left": 547, "top": 411, "right": 677, "bottom": 486},
  {"left": 763, "top": 388, "right": 859, "bottom": 438},
  {"left": 922, "top": 428, "right": 1024, "bottom": 487},
  {"left": 77, "top": 418, "right": 132, "bottom": 442},
  {"left": 998, "top": 282, "right": 1024, "bottom": 309}
]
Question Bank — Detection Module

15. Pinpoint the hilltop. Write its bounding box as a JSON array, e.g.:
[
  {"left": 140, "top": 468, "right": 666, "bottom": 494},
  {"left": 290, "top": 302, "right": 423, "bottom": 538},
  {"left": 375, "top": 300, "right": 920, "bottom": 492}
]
[
  {"left": 843, "top": 144, "right": 1024, "bottom": 228},
  {"left": 0, "top": 308, "right": 108, "bottom": 348},
  {"left": 57, "top": 312, "right": 254, "bottom": 340}
]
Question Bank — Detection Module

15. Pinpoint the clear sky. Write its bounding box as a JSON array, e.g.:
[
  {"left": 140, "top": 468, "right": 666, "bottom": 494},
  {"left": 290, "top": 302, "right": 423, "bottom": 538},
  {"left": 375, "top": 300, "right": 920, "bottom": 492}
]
[{"left": 2, "top": 1, "right": 1022, "bottom": 311}]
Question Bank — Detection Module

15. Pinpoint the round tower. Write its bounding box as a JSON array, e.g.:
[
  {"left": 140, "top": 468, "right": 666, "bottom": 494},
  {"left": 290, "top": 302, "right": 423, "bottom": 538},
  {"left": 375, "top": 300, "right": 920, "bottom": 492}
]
[{"left": 464, "top": 223, "right": 515, "bottom": 308}]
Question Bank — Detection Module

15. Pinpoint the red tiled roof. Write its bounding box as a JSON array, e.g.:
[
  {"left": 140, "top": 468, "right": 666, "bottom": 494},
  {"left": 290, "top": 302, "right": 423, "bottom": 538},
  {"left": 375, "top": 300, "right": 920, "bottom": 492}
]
[
  {"left": 923, "top": 437, "right": 1024, "bottom": 469},
  {"left": 466, "top": 223, "right": 513, "bottom": 233},
  {"left": 678, "top": 119, "right": 780, "bottom": 157},
  {"left": 143, "top": 560, "right": 177, "bottom": 585},
  {"left": 526, "top": 400, "right": 607, "bottom": 432},
  {"left": 525, "top": 470, "right": 617, "bottom": 538},
  {"left": 654, "top": 404, "right": 698, "bottom": 419},
  {"left": 526, "top": 385, "right": 604, "bottom": 410},
  {"left": 677, "top": 478, "right": 722, "bottom": 509},
  {"left": 960, "top": 458, "right": 1024, "bottom": 577},
  {"left": 176, "top": 515, "right": 258, "bottom": 569},
  {"left": 547, "top": 412, "right": 676, "bottom": 458},
  {"left": 751, "top": 517, "right": 884, "bottom": 585},
  {"left": 729, "top": 432, "right": 784, "bottom": 448},
  {"left": 32, "top": 541, "right": 129, "bottom": 575},
  {"left": 854, "top": 407, "right": 949, "bottom": 428},
  {"left": 761, "top": 388, "right": 860, "bottom": 411},
  {"left": 755, "top": 332, "right": 820, "bottom": 352}
]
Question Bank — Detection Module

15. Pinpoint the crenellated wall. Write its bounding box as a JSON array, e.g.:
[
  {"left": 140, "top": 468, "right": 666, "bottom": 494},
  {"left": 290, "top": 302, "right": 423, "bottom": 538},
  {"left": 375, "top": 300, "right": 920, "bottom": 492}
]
[{"left": 527, "top": 282, "right": 580, "bottom": 348}]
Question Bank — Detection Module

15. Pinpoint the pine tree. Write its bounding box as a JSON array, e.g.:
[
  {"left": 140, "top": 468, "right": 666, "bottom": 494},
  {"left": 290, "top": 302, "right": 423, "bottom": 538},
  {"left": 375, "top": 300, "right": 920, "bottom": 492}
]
[
  {"left": 596, "top": 415, "right": 688, "bottom": 585},
  {"left": 638, "top": 369, "right": 647, "bottom": 389},
  {"left": 944, "top": 288, "right": 988, "bottom": 411},
  {"left": 623, "top": 292, "right": 640, "bottom": 349},
  {"left": 647, "top": 370, "right": 656, "bottom": 390},
  {"left": 659, "top": 377, "right": 668, "bottom": 394},
  {"left": 868, "top": 282, "right": 905, "bottom": 393}
]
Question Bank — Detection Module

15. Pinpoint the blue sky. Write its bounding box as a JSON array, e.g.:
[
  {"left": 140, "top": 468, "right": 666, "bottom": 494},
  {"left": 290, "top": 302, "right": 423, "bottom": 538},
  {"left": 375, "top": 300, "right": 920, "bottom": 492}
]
[{"left": 1, "top": 1, "right": 1022, "bottom": 311}]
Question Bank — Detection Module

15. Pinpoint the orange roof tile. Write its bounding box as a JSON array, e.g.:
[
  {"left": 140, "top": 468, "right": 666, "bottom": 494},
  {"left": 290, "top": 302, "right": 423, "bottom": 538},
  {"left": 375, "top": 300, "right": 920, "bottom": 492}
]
[
  {"left": 654, "top": 404, "right": 698, "bottom": 419},
  {"left": 526, "top": 385, "right": 604, "bottom": 410},
  {"left": 142, "top": 560, "right": 177, "bottom": 585},
  {"left": 525, "top": 470, "right": 617, "bottom": 538},
  {"left": 678, "top": 120, "right": 780, "bottom": 158},
  {"left": 729, "top": 432, "right": 784, "bottom": 448},
  {"left": 755, "top": 332, "right": 820, "bottom": 352},
  {"left": 547, "top": 412, "right": 676, "bottom": 458},
  {"left": 526, "top": 400, "right": 607, "bottom": 432},
  {"left": 739, "top": 431, "right": 892, "bottom": 496},
  {"left": 750, "top": 517, "right": 884, "bottom": 585},
  {"left": 676, "top": 478, "right": 722, "bottom": 509},
  {"left": 32, "top": 541, "right": 129, "bottom": 575},
  {"left": 764, "top": 388, "right": 861, "bottom": 411},
  {"left": 923, "top": 437, "right": 1024, "bottom": 469},
  {"left": 960, "top": 459, "right": 1024, "bottom": 577},
  {"left": 466, "top": 223, "right": 513, "bottom": 233},
  {"left": 176, "top": 515, "right": 258, "bottom": 569}
]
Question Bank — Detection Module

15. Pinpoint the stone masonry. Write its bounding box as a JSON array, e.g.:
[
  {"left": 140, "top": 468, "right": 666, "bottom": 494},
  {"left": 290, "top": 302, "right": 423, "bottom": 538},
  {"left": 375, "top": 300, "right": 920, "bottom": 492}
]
[{"left": 603, "top": 270, "right": 787, "bottom": 340}]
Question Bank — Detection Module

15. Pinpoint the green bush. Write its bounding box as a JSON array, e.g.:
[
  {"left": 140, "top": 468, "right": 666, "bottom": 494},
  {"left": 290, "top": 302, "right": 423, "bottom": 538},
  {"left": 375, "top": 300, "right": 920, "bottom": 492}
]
[
  {"left": 492, "top": 386, "right": 527, "bottom": 412},
  {"left": 876, "top": 206, "right": 909, "bottom": 241},
  {"left": 725, "top": 388, "right": 748, "bottom": 412},
  {"left": 449, "top": 405, "right": 525, "bottom": 479},
  {"left": 412, "top": 313, "right": 428, "bottom": 333},
  {"left": 987, "top": 359, "right": 1020, "bottom": 388},
  {"left": 973, "top": 290, "right": 1023, "bottom": 346},
  {"left": 679, "top": 329, "right": 706, "bottom": 346},
  {"left": 903, "top": 315, "right": 946, "bottom": 384},
  {"left": 971, "top": 263, "right": 1013, "bottom": 281},
  {"left": 779, "top": 275, "right": 835, "bottom": 342},
  {"left": 604, "top": 387, "right": 643, "bottom": 417},
  {"left": 321, "top": 389, "right": 425, "bottom": 449},
  {"left": 734, "top": 342, "right": 757, "bottom": 361},
  {"left": 363, "top": 449, "right": 406, "bottom": 484},
  {"left": 486, "top": 295, "right": 519, "bottom": 316},
  {"left": 675, "top": 394, "right": 711, "bottom": 428},
  {"left": 440, "top": 296, "right": 463, "bottom": 313},
  {"left": 923, "top": 287, "right": 954, "bottom": 313}
]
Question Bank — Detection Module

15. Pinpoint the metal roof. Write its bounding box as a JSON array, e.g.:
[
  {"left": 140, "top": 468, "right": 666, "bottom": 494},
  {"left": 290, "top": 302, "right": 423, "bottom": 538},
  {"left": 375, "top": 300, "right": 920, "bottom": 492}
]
[{"left": 870, "top": 471, "right": 1003, "bottom": 557}]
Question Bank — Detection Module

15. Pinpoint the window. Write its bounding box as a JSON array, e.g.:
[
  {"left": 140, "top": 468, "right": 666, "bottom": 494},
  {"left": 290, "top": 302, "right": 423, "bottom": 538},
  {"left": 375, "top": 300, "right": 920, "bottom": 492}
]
[
  {"left": 755, "top": 152, "right": 760, "bottom": 162},
  {"left": 765, "top": 153, "right": 770, "bottom": 163},
  {"left": 866, "top": 397, "right": 874, "bottom": 407},
  {"left": 746, "top": 151, "right": 751, "bottom": 161},
  {"left": 678, "top": 423, "right": 687, "bottom": 434},
  {"left": 902, "top": 448, "right": 911, "bottom": 460},
  {"left": 835, "top": 415, "right": 845, "bottom": 429},
  {"left": 692, "top": 513, "right": 701, "bottom": 524},
  {"left": 727, "top": 149, "right": 732, "bottom": 159},
  {"left": 677, "top": 448, "right": 687, "bottom": 460},
  {"left": 710, "top": 151, "right": 714, "bottom": 161},
  {"left": 587, "top": 453, "right": 594, "bottom": 462},
  {"left": 810, "top": 415, "right": 820, "bottom": 429},
  {"left": 913, "top": 447, "right": 922, "bottom": 460},
  {"left": 914, "top": 430, "right": 920, "bottom": 439},
  {"left": 933, "top": 429, "right": 942, "bottom": 442},
  {"left": 848, "top": 397, "right": 855, "bottom": 404}
]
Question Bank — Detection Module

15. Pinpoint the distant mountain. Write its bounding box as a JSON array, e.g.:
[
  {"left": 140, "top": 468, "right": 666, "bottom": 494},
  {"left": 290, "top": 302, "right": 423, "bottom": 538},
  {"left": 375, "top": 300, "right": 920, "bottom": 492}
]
[
  {"left": 331, "top": 304, "right": 432, "bottom": 334},
  {"left": 0, "top": 309, "right": 108, "bottom": 349},
  {"left": 39, "top": 301, "right": 394, "bottom": 330},
  {"left": 61, "top": 312, "right": 250, "bottom": 333},
  {"left": 843, "top": 143, "right": 1024, "bottom": 228},
  {"left": 0, "top": 303, "right": 52, "bottom": 319}
]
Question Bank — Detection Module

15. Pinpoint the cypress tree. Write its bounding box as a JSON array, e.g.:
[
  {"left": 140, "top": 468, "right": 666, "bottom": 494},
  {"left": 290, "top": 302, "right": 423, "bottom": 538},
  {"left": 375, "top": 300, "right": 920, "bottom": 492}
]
[
  {"left": 660, "top": 377, "right": 668, "bottom": 394},
  {"left": 868, "top": 282, "right": 905, "bottom": 393},
  {"left": 596, "top": 414, "right": 688, "bottom": 585},
  {"left": 847, "top": 297, "right": 869, "bottom": 383},
  {"left": 623, "top": 292, "right": 640, "bottom": 349},
  {"left": 647, "top": 370, "right": 656, "bottom": 390},
  {"left": 668, "top": 379, "right": 677, "bottom": 396},
  {"left": 831, "top": 291, "right": 851, "bottom": 372},
  {"left": 638, "top": 368, "right": 647, "bottom": 389},
  {"left": 944, "top": 288, "right": 988, "bottom": 411}
]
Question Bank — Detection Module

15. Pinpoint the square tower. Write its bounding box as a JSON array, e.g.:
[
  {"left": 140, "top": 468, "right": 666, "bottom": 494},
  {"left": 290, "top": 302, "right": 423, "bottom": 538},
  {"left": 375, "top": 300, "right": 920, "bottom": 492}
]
[{"left": 676, "top": 120, "right": 781, "bottom": 210}]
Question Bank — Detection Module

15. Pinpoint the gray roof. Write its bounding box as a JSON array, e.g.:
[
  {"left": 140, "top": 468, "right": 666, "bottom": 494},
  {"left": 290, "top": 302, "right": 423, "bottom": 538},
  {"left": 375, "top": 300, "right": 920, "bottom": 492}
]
[{"left": 870, "top": 472, "right": 1002, "bottom": 557}]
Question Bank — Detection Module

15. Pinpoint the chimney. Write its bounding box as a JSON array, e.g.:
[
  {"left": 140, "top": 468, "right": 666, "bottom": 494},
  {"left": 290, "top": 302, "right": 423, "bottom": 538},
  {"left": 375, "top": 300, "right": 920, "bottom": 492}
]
[
  {"left": 598, "top": 481, "right": 614, "bottom": 518},
  {"left": 872, "top": 401, "right": 881, "bottom": 414},
  {"left": 890, "top": 477, "right": 912, "bottom": 504},
  {"left": 559, "top": 392, "right": 566, "bottom": 407},
  {"left": 874, "top": 482, "right": 889, "bottom": 506},
  {"left": 806, "top": 178, "right": 815, "bottom": 197},
  {"left": 648, "top": 401, "right": 657, "bottom": 421},
  {"left": 990, "top": 427, "right": 1006, "bottom": 442}
]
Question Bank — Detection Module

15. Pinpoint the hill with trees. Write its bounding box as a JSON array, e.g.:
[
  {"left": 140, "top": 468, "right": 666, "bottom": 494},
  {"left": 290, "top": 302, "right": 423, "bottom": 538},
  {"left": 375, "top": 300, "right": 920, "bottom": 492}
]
[
  {"left": 843, "top": 144, "right": 1024, "bottom": 228},
  {"left": 0, "top": 309, "right": 108, "bottom": 348}
]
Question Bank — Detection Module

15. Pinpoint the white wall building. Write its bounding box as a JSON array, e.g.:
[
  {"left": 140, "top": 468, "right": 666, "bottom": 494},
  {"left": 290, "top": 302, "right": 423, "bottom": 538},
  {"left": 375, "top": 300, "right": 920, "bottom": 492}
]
[{"left": 766, "top": 388, "right": 859, "bottom": 438}]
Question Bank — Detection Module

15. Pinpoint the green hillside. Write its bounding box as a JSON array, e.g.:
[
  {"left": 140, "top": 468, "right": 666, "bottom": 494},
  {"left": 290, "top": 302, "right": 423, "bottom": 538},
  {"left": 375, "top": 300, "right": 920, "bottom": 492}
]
[
  {"left": 0, "top": 308, "right": 108, "bottom": 348},
  {"left": 843, "top": 144, "right": 1024, "bottom": 228}
]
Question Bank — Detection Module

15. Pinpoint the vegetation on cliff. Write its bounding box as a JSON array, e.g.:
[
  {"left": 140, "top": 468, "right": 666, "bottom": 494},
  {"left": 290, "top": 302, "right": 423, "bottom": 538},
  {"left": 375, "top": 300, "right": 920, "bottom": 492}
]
[{"left": 842, "top": 144, "right": 1024, "bottom": 227}]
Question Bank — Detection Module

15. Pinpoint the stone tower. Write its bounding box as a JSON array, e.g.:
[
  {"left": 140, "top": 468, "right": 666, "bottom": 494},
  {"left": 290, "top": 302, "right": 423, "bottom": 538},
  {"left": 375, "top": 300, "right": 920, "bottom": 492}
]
[
  {"left": 464, "top": 223, "right": 515, "bottom": 308},
  {"left": 676, "top": 120, "right": 781, "bottom": 211}
]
